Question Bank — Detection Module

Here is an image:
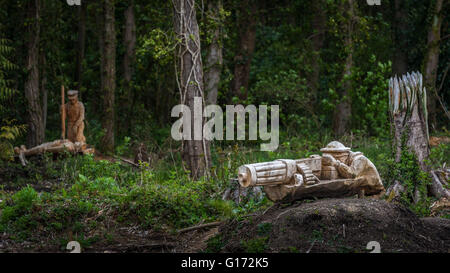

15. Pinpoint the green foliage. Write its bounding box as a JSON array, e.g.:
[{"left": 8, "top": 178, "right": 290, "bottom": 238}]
[
  {"left": 0, "top": 151, "right": 269, "bottom": 242},
  {"left": 241, "top": 236, "right": 268, "bottom": 253},
  {"left": 0, "top": 119, "right": 26, "bottom": 160},
  {"left": 0, "top": 38, "right": 17, "bottom": 102},
  {"left": 350, "top": 57, "right": 391, "bottom": 136},
  {"left": 252, "top": 69, "right": 319, "bottom": 134},
  {"left": 393, "top": 148, "right": 433, "bottom": 217},
  {"left": 256, "top": 222, "right": 272, "bottom": 236},
  {"left": 0, "top": 36, "right": 24, "bottom": 160},
  {"left": 0, "top": 186, "right": 39, "bottom": 238},
  {"left": 205, "top": 234, "right": 225, "bottom": 253},
  {"left": 428, "top": 143, "right": 450, "bottom": 169}
]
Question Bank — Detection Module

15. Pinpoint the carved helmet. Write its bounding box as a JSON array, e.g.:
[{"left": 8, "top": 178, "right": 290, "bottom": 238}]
[
  {"left": 67, "top": 90, "right": 78, "bottom": 96},
  {"left": 320, "top": 141, "right": 351, "bottom": 153}
]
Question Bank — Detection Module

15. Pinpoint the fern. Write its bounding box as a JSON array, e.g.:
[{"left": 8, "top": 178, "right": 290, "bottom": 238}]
[{"left": 0, "top": 35, "right": 24, "bottom": 160}]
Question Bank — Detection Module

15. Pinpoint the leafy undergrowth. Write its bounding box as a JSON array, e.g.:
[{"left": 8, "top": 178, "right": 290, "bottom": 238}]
[
  {"left": 0, "top": 135, "right": 447, "bottom": 252},
  {"left": 0, "top": 152, "right": 271, "bottom": 252}
]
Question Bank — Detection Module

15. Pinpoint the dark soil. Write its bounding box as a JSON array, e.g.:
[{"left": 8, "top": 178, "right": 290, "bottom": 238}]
[
  {"left": 215, "top": 198, "right": 450, "bottom": 253},
  {"left": 1, "top": 197, "right": 449, "bottom": 253}
]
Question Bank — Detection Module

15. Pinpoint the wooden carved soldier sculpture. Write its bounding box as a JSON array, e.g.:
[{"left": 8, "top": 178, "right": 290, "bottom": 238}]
[
  {"left": 62, "top": 90, "right": 86, "bottom": 143},
  {"left": 320, "top": 141, "right": 385, "bottom": 198},
  {"left": 14, "top": 89, "right": 92, "bottom": 165},
  {"left": 238, "top": 141, "right": 385, "bottom": 202}
]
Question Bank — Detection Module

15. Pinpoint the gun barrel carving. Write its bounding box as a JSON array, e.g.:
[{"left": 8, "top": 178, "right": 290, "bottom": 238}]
[{"left": 238, "top": 156, "right": 321, "bottom": 188}]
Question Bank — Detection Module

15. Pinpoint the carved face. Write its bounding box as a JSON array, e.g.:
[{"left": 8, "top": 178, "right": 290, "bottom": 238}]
[
  {"left": 333, "top": 152, "right": 349, "bottom": 163},
  {"left": 68, "top": 95, "right": 78, "bottom": 105}
]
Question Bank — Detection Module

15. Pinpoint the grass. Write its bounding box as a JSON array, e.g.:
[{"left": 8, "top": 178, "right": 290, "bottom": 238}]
[{"left": 0, "top": 133, "right": 447, "bottom": 249}]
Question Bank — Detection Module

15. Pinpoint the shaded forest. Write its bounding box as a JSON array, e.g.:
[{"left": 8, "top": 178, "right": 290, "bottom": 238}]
[{"left": 0, "top": 0, "right": 449, "bottom": 253}]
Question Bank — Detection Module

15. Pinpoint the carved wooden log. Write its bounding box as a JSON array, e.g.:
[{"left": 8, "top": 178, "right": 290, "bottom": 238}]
[{"left": 14, "top": 140, "right": 94, "bottom": 165}]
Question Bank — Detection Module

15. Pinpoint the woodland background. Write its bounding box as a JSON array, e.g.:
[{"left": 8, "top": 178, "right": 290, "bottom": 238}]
[{"left": 0, "top": 0, "right": 448, "bottom": 252}]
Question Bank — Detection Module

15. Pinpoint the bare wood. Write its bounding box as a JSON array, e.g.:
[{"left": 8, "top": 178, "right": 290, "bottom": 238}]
[
  {"left": 430, "top": 170, "right": 450, "bottom": 199},
  {"left": 257, "top": 169, "right": 286, "bottom": 177},
  {"left": 18, "top": 152, "right": 28, "bottom": 166}
]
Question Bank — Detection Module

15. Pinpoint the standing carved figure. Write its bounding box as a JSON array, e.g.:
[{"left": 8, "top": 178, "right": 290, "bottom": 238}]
[{"left": 62, "top": 90, "right": 86, "bottom": 143}]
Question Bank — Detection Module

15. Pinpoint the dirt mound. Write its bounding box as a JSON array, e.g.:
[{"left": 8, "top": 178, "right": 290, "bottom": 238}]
[{"left": 216, "top": 198, "right": 450, "bottom": 253}]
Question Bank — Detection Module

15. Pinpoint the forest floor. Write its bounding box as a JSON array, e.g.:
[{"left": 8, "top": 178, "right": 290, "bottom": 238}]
[
  {"left": 0, "top": 138, "right": 449, "bottom": 253},
  {"left": 1, "top": 197, "right": 449, "bottom": 253},
  {"left": 214, "top": 198, "right": 450, "bottom": 253}
]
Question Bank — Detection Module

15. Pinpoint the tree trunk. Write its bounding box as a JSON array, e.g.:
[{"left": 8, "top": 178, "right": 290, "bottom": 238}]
[
  {"left": 390, "top": 73, "right": 430, "bottom": 171},
  {"left": 231, "top": 0, "right": 257, "bottom": 100},
  {"left": 173, "top": 0, "right": 210, "bottom": 179},
  {"left": 333, "top": 0, "right": 354, "bottom": 136},
  {"left": 75, "top": 2, "right": 87, "bottom": 93},
  {"left": 392, "top": 0, "right": 409, "bottom": 76},
  {"left": 204, "top": 0, "right": 223, "bottom": 105},
  {"left": 423, "top": 0, "right": 443, "bottom": 130},
  {"left": 25, "top": 0, "right": 44, "bottom": 148},
  {"left": 308, "top": 0, "right": 326, "bottom": 101},
  {"left": 389, "top": 72, "right": 450, "bottom": 200},
  {"left": 122, "top": 0, "right": 136, "bottom": 133},
  {"left": 40, "top": 49, "right": 47, "bottom": 133},
  {"left": 100, "top": 0, "right": 116, "bottom": 153},
  {"left": 389, "top": 72, "right": 430, "bottom": 202},
  {"left": 96, "top": 0, "right": 104, "bottom": 115}
]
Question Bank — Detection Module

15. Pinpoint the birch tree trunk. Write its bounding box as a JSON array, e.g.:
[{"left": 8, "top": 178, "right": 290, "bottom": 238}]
[
  {"left": 25, "top": 0, "right": 44, "bottom": 148},
  {"left": 100, "top": 0, "right": 116, "bottom": 153},
  {"left": 423, "top": 0, "right": 444, "bottom": 129},
  {"left": 173, "top": 0, "right": 210, "bottom": 179},
  {"left": 204, "top": 0, "right": 223, "bottom": 105}
]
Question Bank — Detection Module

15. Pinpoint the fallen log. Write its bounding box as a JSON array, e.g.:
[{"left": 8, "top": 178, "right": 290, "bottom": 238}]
[{"left": 14, "top": 139, "right": 95, "bottom": 166}]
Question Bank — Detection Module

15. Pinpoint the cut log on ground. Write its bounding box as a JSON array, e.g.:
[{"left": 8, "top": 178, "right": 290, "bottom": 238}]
[{"left": 14, "top": 139, "right": 94, "bottom": 166}]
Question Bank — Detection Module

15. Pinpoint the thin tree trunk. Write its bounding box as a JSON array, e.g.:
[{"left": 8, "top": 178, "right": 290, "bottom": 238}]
[
  {"left": 333, "top": 0, "right": 355, "bottom": 136},
  {"left": 25, "top": 0, "right": 44, "bottom": 148},
  {"left": 96, "top": 1, "right": 104, "bottom": 114},
  {"left": 308, "top": 0, "right": 325, "bottom": 100},
  {"left": 75, "top": 2, "right": 87, "bottom": 93},
  {"left": 40, "top": 50, "right": 47, "bottom": 133},
  {"left": 100, "top": 0, "right": 116, "bottom": 153},
  {"left": 40, "top": 0, "right": 47, "bottom": 133},
  {"left": 232, "top": 0, "right": 257, "bottom": 100},
  {"left": 123, "top": 0, "right": 136, "bottom": 133},
  {"left": 423, "top": 0, "right": 444, "bottom": 129},
  {"left": 392, "top": 0, "right": 408, "bottom": 76},
  {"left": 204, "top": 0, "right": 223, "bottom": 105},
  {"left": 173, "top": 0, "right": 210, "bottom": 179}
]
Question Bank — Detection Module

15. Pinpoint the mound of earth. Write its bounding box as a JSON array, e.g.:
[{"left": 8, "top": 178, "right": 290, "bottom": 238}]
[{"left": 215, "top": 198, "right": 450, "bottom": 253}]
